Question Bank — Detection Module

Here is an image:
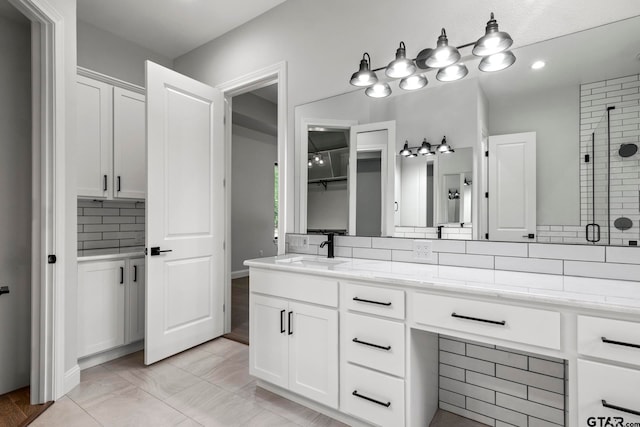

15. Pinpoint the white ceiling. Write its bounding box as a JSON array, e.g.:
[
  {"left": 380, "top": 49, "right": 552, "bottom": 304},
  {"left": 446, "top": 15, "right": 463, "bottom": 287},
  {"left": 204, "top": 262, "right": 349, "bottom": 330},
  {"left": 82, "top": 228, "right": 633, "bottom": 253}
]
[{"left": 77, "top": 0, "right": 287, "bottom": 59}]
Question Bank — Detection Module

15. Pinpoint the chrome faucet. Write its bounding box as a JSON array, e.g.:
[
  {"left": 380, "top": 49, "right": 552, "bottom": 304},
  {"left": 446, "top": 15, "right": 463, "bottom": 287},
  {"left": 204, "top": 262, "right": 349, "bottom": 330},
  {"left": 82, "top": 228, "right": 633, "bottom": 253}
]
[{"left": 319, "top": 233, "right": 335, "bottom": 258}]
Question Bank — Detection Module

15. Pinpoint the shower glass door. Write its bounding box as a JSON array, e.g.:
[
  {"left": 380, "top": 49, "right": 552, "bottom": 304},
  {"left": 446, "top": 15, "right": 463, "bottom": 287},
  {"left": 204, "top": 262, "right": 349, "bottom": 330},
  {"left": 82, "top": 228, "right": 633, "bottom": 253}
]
[{"left": 586, "top": 111, "right": 610, "bottom": 245}]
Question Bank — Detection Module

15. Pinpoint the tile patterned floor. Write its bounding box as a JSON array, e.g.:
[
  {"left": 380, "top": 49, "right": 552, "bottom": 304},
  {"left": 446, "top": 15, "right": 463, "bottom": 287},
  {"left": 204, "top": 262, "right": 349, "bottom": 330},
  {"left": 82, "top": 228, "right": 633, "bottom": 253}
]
[{"left": 32, "top": 338, "right": 348, "bottom": 427}]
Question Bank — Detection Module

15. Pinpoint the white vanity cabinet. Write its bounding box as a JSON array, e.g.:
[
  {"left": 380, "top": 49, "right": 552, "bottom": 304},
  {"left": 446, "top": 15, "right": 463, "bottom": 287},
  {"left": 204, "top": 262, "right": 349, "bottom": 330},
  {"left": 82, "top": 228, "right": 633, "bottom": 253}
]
[
  {"left": 249, "top": 269, "right": 339, "bottom": 408},
  {"left": 78, "top": 257, "right": 145, "bottom": 358},
  {"left": 577, "top": 316, "right": 640, "bottom": 424},
  {"left": 76, "top": 72, "right": 146, "bottom": 200}
]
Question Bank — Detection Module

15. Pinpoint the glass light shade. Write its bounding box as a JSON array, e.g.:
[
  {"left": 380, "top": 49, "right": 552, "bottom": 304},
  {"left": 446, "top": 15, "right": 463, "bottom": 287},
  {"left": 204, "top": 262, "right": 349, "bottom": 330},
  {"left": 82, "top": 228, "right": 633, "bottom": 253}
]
[
  {"left": 399, "top": 141, "right": 412, "bottom": 157},
  {"left": 479, "top": 50, "right": 516, "bottom": 72},
  {"left": 386, "top": 42, "right": 416, "bottom": 78},
  {"left": 425, "top": 29, "right": 461, "bottom": 68},
  {"left": 318, "top": 158, "right": 325, "bottom": 165},
  {"left": 399, "top": 74, "right": 427, "bottom": 90},
  {"left": 308, "top": 160, "right": 313, "bottom": 167},
  {"left": 313, "top": 153, "right": 321, "bottom": 163},
  {"left": 350, "top": 53, "right": 378, "bottom": 87},
  {"left": 365, "top": 82, "right": 392, "bottom": 98},
  {"left": 408, "top": 152, "right": 418, "bottom": 158},
  {"left": 437, "top": 136, "right": 455, "bottom": 153},
  {"left": 436, "top": 63, "right": 468, "bottom": 82},
  {"left": 415, "top": 48, "right": 433, "bottom": 70}
]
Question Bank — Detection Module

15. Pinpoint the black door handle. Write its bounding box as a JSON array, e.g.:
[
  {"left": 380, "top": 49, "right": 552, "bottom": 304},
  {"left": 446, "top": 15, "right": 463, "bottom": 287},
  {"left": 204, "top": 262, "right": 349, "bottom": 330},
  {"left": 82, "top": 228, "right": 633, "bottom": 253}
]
[
  {"left": 120, "top": 267, "right": 124, "bottom": 284},
  {"left": 280, "top": 310, "right": 286, "bottom": 334},
  {"left": 117, "top": 176, "right": 121, "bottom": 192},
  {"left": 103, "top": 174, "right": 108, "bottom": 191},
  {"left": 288, "top": 311, "right": 293, "bottom": 335},
  {"left": 133, "top": 265, "right": 137, "bottom": 282},
  {"left": 0, "top": 286, "right": 9, "bottom": 296},
  {"left": 150, "top": 247, "right": 173, "bottom": 256}
]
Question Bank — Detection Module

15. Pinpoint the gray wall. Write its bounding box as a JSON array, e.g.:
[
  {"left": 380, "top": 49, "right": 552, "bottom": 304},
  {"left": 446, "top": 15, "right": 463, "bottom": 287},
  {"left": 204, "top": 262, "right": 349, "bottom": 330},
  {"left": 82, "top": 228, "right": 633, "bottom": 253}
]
[
  {"left": 0, "top": 13, "right": 31, "bottom": 393},
  {"left": 231, "top": 125, "right": 278, "bottom": 273},
  {"left": 77, "top": 20, "right": 173, "bottom": 87},
  {"left": 489, "top": 85, "right": 580, "bottom": 225},
  {"left": 307, "top": 182, "right": 348, "bottom": 231}
]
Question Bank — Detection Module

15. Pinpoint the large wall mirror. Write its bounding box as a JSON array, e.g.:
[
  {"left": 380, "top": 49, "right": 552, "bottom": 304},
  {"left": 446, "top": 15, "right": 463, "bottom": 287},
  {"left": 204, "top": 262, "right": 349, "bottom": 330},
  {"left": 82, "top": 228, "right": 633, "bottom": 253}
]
[{"left": 295, "top": 15, "right": 640, "bottom": 246}]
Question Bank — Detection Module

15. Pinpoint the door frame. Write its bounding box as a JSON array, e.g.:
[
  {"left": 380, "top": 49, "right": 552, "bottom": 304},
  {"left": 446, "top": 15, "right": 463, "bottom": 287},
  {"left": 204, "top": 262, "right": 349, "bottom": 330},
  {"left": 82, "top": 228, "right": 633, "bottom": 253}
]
[
  {"left": 217, "top": 62, "right": 287, "bottom": 333},
  {"left": 10, "top": 0, "right": 67, "bottom": 402}
]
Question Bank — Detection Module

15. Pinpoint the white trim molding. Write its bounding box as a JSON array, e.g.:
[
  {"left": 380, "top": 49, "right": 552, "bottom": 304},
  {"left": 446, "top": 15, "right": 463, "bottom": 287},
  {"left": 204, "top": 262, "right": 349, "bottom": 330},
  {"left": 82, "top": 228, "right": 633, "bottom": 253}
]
[
  {"left": 10, "top": 0, "right": 67, "bottom": 403},
  {"left": 77, "top": 66, "right": 145, "bottom": 94},
  {"left": 217, "top": 61, "right": 287, "bottom": 334}
]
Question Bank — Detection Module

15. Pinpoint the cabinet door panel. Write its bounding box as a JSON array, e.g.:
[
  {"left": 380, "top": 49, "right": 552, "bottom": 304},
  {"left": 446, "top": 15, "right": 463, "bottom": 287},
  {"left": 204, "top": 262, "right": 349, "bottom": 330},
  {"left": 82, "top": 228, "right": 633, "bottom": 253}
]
[
  {"left": 77, "top": 75, "right": 112, "bottom": 198},
  {"left": 250, "top": 294, "right": 288, "bottom": 388},
  {"left": 78, "top": 260, "right": 125, "bottom": 357},
  {"left": 114, "top": 88, "right": 146, "bottom": 199},
  {"left": 288, "top": 302, "right": 339, "bottom": 408},
  {"left": 127, "top": 258, "right": 145, "bottom": 343}
]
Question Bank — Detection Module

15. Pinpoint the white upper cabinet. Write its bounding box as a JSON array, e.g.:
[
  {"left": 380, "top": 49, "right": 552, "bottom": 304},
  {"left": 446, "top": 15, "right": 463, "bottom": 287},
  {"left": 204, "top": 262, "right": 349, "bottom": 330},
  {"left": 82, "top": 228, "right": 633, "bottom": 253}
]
[
  {"left": 113, "top": 88, "right": 146, "bottom": 199},
  {"left": 76, "top": 75, "right": 112, "bottom": 198},
  {"left": 76, "top": 72, "right": 146, "bottom": 200}
]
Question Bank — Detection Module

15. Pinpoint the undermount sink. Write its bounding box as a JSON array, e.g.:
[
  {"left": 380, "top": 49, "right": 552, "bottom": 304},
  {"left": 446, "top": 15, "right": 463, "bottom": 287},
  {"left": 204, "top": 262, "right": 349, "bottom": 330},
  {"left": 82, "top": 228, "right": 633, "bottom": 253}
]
[{"left": 276, "top": 255, "right": 348, "bottom": 268}]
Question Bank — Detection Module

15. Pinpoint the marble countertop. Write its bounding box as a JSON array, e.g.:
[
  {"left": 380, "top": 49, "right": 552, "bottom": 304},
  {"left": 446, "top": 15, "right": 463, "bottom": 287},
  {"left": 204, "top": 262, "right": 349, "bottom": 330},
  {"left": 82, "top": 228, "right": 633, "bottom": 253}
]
[{"left": 245, "top": 255, "right": 640, "bottom": 315}]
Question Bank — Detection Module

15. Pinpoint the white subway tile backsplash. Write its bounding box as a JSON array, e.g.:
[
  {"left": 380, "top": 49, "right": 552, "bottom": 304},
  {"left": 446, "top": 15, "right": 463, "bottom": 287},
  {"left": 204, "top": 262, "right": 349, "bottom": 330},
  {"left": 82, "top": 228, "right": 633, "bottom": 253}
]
[
  {"left": 496, "top": 393, "right": 564, "bottom": 425},
  {"left": 334, "top": 235, "right": 371, "bottom": 248},
  {"left": 494, "top": 257, "right": 563, "bottom": 275},
  {"left": 528, "top": 417, "right": 563, "bottom": 427},
  {"left": 83, "top": 208, "right": 120, "bottom": 216},
  {"left": 466, "top": 345, "right": 528, "bottom": 370},
  {"left": 529, "top": 244, "right": 605, "bottom": 262},
  {"left": 466, "top": 397, "right": 527, "bottom": 426},
  {"left": 103, "top": 216, "right": 137, "bottom": 224},
  {"left": 371, "top": 237, "right": 413, "bottom": 250},
  {"left": 439, "top": 337, "right": 465, "bottom": 355},
  {"left": 528, "top": 358, "right": 565, "bottom": 379},
  {"left": 496, "top": 366, "right": 564, "bottom": 394},
  {"left": 528, "top": 387, "right": 564, "bottom": 410},
  {"left": 83, "top": 224, "right": 120, "bottom": 233},
  {"left": 606, "top": 246, "right": 640, "bottom": 264},
  {"left": 432, "top": 240, "right": 466, "bottom": 253},
  {"left": 465, "top": 371, "right": 527, "bottom": 399},
  {"left": 439, "top": 253, "right": 494, "bottom": 269},
  {"left": 77, "top": 199, "right": 145, "bottom": 254},
  {"left": 334, "top": 246, "right": 352, "bottom": 258},
  {"left": 439, "top": 389, "right": 466, "bottom": 408},
  {"left": 439, "top": 402, "right": 496, "bottom": 426},
  {"left": 351, "top": 247, "right": 391, "bottom": 261},
  {"left": 564, "top": 260, "right": 640, "bottom": 281},
  {"left": 440, "top": 376, "right": 495, "bottom": 404},
  {"left": 440, "top": 351, "right": 495, "bottom": 375},
  {"left": 391, "top": 249, "right": 438, "bottom": 264},
  {"left": 440, "top": 364, "right": 466, "bottom": 382},
  {"left": 466, "top": 241, "right": 528, "bottom": 257}
]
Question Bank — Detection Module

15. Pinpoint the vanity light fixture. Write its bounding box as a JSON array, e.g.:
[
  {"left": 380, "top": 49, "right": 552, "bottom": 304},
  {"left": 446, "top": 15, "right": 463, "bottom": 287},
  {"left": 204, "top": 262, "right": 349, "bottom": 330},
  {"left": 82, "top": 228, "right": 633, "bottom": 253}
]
[
  {"left": 349, "top": 52, "right": 378, "bottom": 87},
  {"left": 436, "top": 63, "right": 469, "bottom": 82},
  {"left": 365, "top": 82, "right": 392, "bottom": 98},
  {"left": 400, "top": 138, "right": 437, "bottom": 157},
  {"left": 437, "top": 136, "right": 455, "bottom": 154},
  {"left": 425, "top": 29, "right": 461, "bottom": 68},
  {"left": 399, "top": 74, "right": 428, "bottom": 90},
  {"left": 479, "top": 50, "right": 516, "bottom": 72},
  {"left": 349, "top": 12, "right": 515, "bottom": 97},
  {"left": 448, "top": 189, "right": 460, "bottom": 200},
  {"left": 400, "top": 141, "right": 412, "bottom": 157},
  {"left": 386, "top": 41, "right": 417, "bottom": 78},
  {"left": 472, "top": 13, "right": 513, "bottom": 57},
  {"left": 417, "top": 138, "right": 435, "bottom": 155},
  {"left": 463, "top": 178, "right": 472, "bottom": 186}
]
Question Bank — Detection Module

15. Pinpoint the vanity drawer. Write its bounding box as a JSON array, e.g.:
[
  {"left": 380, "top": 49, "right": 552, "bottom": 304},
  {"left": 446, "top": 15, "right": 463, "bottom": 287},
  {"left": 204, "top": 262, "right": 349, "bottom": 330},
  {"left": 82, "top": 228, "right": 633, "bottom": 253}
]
[
  {"left": 578, "top": 315, "right": 640, "bottom": 367},
  {"left": 413, "top": 293, "right": 561, "bottom": 350},
  {"left": 578, "top": 359, "right": 640, "bottom": 424},
  {"left": 250, "top": 268, "right": 338, "bottom": 307},
  {"left": 344, "top": 283, "right": 405, "bottom": 320},
  {"left": 342, "top": 363, "right": 404, "bottom": 427},
  {"left": 345, "top": 312, "right": 405, "bottom": 377}
]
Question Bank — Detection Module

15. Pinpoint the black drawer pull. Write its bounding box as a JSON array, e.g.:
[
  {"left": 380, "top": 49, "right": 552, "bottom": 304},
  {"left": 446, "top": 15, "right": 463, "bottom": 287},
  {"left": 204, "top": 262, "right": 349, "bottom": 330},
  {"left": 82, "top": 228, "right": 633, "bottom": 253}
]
[
  {"left": 288, "top": 311, "right": 293, "bottom": 335},
  {"left": 451, "top": 313, "right": 506, "bottom": 326},
  {"left": 103, "top": 174, "right": 108, "bottom": 191},
  {"left": 353, "top": 338, "right": 391, "bottom": 351},
  {"left": 117, "top": 176, "right": 121, "bottom": 192},
  {"left": 352, "top": 390, "right": 391, "bottom": 408},
  {"left": 133, "top": 265, "right": 137, "bottom": 282},
  {"left": 602, "top": 400, "right": 640, "bottom": 416},
  {"left": 601, "top": 337, "right": 640, "bottom": 350},
  {"left": 353, "top": 297, "right": 392, "bottom": 306},
  {"left": 120, "top": 267, "right": 124, "bottom": 284},
  {"left": 280, "top": 310, "right": 286, "bottom": 334}
]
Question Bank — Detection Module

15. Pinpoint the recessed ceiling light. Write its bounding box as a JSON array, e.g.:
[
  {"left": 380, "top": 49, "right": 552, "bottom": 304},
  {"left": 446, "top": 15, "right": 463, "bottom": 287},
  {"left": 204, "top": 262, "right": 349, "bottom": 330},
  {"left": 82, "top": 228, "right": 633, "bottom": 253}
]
[{"left": 531, "top": 60, "right": 546, "bottom": 70}]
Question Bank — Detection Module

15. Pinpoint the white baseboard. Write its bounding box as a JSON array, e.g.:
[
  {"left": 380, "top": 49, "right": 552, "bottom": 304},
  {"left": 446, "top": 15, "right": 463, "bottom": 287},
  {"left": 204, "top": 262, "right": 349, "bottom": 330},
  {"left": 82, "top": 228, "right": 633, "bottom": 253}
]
[
  {"left": 78, "top": 341, "right": 144, "bottom": 371},
  {"left": 63, "top": 364, "right": 80, "bottom": 394},
  {"left": 231, "top": 269, "right": 249, "bottom": 279}
]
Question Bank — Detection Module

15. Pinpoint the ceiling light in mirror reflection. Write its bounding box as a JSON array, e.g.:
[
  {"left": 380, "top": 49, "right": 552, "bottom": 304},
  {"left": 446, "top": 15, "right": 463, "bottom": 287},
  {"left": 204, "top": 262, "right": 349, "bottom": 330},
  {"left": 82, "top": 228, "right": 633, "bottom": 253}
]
[{"left": 531, "top": 60, "right": 546, "bottom": 70}]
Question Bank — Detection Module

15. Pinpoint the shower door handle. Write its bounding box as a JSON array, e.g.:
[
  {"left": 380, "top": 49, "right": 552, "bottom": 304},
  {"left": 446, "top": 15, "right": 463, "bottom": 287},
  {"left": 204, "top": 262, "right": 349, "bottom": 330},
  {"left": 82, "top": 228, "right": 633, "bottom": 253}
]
[{"left": 586, "top": 223, "right": 601, "bottom": 243}]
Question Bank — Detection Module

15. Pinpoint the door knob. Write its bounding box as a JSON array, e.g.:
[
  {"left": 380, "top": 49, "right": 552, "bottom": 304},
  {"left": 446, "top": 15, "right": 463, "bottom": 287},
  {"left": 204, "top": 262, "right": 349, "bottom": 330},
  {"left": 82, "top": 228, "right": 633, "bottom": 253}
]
[
  {"left": 0, "top": 286, "right": 9, "bottom": 296},
  {"left": 150, "top": 247, "right": 173, "bottom": 256}
]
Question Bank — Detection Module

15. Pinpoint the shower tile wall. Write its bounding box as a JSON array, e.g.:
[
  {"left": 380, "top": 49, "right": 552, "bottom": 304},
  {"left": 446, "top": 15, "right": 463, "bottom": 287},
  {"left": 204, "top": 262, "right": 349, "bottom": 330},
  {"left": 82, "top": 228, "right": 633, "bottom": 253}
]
[
  {"left": 77, "top": 199, "right": 145, "bottom": 256},
  {"left": 580, "top": 73, "right": 640, "bottom": 246}
]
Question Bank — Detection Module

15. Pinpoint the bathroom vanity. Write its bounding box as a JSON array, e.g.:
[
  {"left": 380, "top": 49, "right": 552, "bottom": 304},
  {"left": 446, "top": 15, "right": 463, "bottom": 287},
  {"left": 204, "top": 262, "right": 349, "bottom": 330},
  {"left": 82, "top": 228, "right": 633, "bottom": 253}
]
[{"left": 245, "top": 255, "right": 640, "bottom": 427}]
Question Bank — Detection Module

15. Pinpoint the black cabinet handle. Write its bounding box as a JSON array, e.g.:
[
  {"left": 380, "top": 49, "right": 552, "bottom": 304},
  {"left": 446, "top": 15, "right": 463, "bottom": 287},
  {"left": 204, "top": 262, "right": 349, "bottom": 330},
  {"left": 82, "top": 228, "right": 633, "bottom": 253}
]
[
  {"left": 601, "top": 337, "right": 640, "bottom": 350},
  {"left": 280, "top": 310, "right": 285, "bottom": 334},
  {"left": 353, "top": 338, "right": 391, "bottom": 351},
  {"left": 117, "top": 176, "right": 121, "bottom": 192},
  {"left": 133, "top": 265, "right": 137, "bottom": 282},
  {"left": 0, "top": 286, "right": 9, "bottom": 296},
  {"left": 353, "top": 297, "right": 392, "bottom": 306},
  {"left": 451, "top": 313, "right": 506, "bottom": 326},
  {"left": 602, "top": 400, "right": 640, "bottom": 416},
  {"left": 352, "top": 390, "right": 391, "bottom": 408},
  {"left": 288, "top": 311, "right": 293, "bottom": 335},
  {"left": 120, "top": 267, "right": 124, "bottom": 284},
  {"left": 103, "top": 174, "right": 108, "bottom": 191}
]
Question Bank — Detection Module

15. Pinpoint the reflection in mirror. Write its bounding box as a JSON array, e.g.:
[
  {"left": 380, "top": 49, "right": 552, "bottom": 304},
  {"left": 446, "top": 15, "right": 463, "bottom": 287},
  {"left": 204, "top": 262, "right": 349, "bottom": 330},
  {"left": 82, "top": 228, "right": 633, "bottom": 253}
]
[
  {"left": 295, "top": 15, "right": 640, "bottom": 245},
  {"left": 437, "top": 147, "right": 473, "bottom": 226},
  {"left": 356, "top": 151, "right": 382, "bottom": 236}
]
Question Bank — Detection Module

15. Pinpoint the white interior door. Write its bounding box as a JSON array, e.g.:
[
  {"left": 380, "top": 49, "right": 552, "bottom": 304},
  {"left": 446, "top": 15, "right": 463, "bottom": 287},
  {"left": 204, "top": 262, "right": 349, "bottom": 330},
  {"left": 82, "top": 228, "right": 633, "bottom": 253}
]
[
  {"left": 488, "top": 132, "right": 536, "bottom": 242},
  {"left": 145, "top": 61, "right": 225, "bottom": 364},
  {"left": 348, "top": 121, "right": 396, "bottom": 236}
]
